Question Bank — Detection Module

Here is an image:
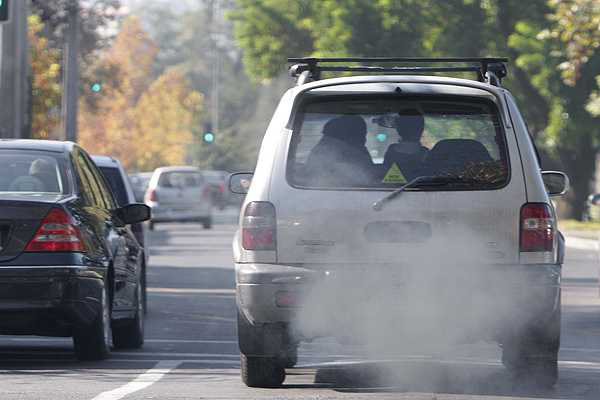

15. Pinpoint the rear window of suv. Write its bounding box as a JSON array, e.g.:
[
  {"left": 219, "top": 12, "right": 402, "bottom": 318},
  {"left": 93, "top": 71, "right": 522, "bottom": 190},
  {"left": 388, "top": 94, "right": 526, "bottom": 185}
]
[{"left": 287, "top": 96, "right": 509, "bottom": 190}]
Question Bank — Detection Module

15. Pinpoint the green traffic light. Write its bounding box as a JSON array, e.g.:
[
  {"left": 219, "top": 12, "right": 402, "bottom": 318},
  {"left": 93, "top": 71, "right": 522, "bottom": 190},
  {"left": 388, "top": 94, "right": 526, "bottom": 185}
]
[
  {"left": 376, "top": 133, "right": 387, "bottom": 142},
  {"left": 203, "top": 132, "right": 215, "bottom": 143},
  {"left": 91, "top": 83, "right": 102, "bottom": 93}
]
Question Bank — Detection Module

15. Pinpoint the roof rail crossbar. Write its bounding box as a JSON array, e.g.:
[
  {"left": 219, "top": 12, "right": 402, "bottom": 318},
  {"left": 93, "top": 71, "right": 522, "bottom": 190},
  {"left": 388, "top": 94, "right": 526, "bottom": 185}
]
[{"left": 287, "top": 57, "right": 508, "bottom": 87}]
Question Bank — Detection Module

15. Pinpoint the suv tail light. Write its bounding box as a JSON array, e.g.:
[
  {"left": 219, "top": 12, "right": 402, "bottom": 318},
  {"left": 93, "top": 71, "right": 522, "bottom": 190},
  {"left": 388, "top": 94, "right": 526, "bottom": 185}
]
[
  {"left": 242, "top": 202, "right": 276, "bottom": 251},
  {"left": 25, "top": 208, "right": 85, "bottom": 252},
  {"left": 146, "top": 189, "right": 158, "bottom": 203},
  {"left": 520, "top": 203, "right": 554, "bottom": 252}
]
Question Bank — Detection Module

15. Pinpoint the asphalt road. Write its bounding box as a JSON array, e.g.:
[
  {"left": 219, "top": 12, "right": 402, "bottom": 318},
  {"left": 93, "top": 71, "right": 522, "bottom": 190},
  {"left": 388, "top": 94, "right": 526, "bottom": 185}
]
[{"left": 1, "top": 214, "right": 600, "bottom": 399}]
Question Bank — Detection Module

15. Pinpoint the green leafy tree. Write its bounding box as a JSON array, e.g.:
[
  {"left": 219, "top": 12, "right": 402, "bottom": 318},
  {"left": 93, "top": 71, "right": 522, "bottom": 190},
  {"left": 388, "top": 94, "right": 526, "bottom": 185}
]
[{"left": 232, "top": 0, "right": 600, "bottom": 218}]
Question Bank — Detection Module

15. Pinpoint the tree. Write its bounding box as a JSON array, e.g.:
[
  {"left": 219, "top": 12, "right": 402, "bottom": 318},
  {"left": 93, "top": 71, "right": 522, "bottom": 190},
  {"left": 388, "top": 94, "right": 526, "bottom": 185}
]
[
  {"left": 30, "top": 0, "right": 122, "bottom": 63},
  {"left": 79, "top": 17, "right": 204, "bottom": 171},
  {"left": 133, "top": 68, "right": 203, "bottom": 171},
  {"left": 29, "top": 15, "right": 62, "bottom": 140},
  {"left": 232, "top": 0, "right": 600, "bottom": 218}
]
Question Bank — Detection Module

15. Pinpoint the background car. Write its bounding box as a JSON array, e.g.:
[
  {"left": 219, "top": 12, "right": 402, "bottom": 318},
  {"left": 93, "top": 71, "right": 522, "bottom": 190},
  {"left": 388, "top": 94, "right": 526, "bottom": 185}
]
[
  {"left": 129, "top": 172, "right": 153, "bottom": 203},
  {"left": 145, "top": 166, "right": 213, "bottom": 230},
  {"left": 201, "top": 170, "right": 229, "bottom": 210},
  {"left": 0, "top": 140, "right": 150, "bottom": 360},
  {"left": 93, "top": 155, "right": 149, "bottom": 313}
]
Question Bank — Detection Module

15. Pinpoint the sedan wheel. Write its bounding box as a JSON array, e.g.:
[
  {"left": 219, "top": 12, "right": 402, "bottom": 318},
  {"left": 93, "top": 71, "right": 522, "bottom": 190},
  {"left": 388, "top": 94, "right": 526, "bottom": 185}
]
[
  {"left": 112, "top": 276, "right": 145, "bottom": 349},
  {"left": 73, "top": 284, "right": 111, "bottom": 361}
]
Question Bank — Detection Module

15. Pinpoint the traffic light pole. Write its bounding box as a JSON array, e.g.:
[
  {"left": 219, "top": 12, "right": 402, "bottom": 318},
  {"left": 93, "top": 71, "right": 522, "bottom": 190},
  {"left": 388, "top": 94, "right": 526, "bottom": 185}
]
[
  {"left": 0, "top": 0, "right": 30, "bottom": 139},
  {"left": 61, "top": 2, "right": 80, "bottom": 143}
]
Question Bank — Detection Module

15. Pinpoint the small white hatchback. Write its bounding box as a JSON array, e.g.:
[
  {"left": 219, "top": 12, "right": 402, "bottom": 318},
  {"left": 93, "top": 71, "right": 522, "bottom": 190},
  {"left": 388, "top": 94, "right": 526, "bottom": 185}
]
[
  {"left": 230, "top": 58, "right": 569, "bottom": 388},
  {"left": 145, "top": 166, "right": 213, "bottom": 230}
]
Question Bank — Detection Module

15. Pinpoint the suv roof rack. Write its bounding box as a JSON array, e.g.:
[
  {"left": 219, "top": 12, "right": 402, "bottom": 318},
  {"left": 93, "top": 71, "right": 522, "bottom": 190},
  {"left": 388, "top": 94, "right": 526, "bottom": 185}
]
[{"left": 287, "top": 57, "right": 508, "bottom": 87}]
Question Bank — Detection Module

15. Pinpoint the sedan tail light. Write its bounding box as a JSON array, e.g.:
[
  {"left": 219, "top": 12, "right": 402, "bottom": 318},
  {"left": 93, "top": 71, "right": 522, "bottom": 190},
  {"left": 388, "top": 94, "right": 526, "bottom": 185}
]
[
  {"left": 242, "top": 202, "right": 276, "bottom": 251},
  {"left": 25, "top": 208, "right": 85, "bottom": 252},
  {"left": 520, "top": 203, "right": 554, "bottom": 252}
]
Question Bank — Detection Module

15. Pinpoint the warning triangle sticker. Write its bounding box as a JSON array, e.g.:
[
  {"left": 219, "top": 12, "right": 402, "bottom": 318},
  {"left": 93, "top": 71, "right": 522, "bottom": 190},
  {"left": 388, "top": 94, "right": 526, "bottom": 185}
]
[{"left": 382, "top": 163, "right": 407, "bottom": 184}]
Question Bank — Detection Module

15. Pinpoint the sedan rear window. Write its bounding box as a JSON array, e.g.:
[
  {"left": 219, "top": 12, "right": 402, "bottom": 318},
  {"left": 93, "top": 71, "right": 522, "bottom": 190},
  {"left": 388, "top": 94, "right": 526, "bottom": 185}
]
[
  {"left": 288, "top": 96, "right": 509, "bottom": 190},
  {"left": 0, "top": 151, "right": 66, "bottom": 194}
]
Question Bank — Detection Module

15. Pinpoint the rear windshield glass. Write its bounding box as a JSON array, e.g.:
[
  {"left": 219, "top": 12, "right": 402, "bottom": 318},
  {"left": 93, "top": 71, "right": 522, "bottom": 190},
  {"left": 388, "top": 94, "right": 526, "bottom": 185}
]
[
  {"left": 158, "top": 171, "right": 204, "bottom": 188},
  {"left": 99, "top": 167, "right": 128, "bottom": 206},
  {"left": 0, "top": 151, "right": 67, "bottom": 194},
  {"left": 287, "top": 96, "right": 509, "bottom": 190}
]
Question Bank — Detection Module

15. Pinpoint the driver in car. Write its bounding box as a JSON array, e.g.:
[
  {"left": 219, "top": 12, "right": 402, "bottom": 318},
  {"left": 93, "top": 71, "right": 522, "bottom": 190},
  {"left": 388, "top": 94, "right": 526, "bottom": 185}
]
[{"left": 382, "top": 108, "right": 429, "bottom": 180}]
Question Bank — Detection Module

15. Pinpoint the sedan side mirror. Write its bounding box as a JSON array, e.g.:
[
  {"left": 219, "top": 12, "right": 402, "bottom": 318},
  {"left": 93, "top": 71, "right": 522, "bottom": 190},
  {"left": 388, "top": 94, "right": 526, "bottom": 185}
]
[
  {"left": 587, "top": 193, "right": 600, "bottom": 206},
  {"left": 229, "top": 172, "right": 253, "bottom": 194},
  {"left": 117, "top": 203, "right": 151, "bottom": 225},
  {"left": 541, "top": 171, "right": 569, "bottom": 197}
]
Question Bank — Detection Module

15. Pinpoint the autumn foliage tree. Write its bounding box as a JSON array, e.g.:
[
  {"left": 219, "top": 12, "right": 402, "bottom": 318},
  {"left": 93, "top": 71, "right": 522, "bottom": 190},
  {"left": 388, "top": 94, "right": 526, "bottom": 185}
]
[
  {"left": 79, "top": 17, "right": 203, "bottom": 171},
  {"left": 29, "top": 15, "right": 62, "bottom": 139}
]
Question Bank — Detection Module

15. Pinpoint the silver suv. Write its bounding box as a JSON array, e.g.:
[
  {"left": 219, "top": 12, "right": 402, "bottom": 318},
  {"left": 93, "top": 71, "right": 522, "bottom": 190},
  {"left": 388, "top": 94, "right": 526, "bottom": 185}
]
[{"left": 230, "top": 58, "right": 569, "bottom": 388}]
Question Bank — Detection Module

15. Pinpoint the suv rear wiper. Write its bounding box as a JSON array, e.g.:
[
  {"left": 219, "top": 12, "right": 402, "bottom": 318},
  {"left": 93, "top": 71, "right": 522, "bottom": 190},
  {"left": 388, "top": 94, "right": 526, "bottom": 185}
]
[{"left": 372, "top": 175, "right": 476, "bottom": 211}]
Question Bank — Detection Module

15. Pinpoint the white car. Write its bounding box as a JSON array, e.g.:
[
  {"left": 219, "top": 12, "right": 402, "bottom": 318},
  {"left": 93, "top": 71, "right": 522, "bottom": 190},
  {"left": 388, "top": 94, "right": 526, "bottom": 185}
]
[
  {"left": 231, "top": 57, "right": 569, "bottom": 388},
  {"left": 145, "top": 166, "right": 213, "bottom": 230}
]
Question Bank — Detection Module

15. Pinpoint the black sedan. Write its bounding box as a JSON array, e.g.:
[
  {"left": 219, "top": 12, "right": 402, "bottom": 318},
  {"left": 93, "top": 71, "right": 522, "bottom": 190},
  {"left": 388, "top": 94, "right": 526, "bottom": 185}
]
[{"left": 0, "top": 140, "right": 150, "bottom": 360}]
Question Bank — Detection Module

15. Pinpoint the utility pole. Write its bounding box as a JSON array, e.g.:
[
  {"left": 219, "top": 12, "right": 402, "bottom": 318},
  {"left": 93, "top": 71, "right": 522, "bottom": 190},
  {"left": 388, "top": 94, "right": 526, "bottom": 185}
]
[
  {"left": 210, "top": 0, "right": 219, "bottom": 138},
  {"left": 0, "top": 0, "right": 29, "bottom": 139},
  {"left": 61, "top": 1, "right": 79, "bottom": 142}
]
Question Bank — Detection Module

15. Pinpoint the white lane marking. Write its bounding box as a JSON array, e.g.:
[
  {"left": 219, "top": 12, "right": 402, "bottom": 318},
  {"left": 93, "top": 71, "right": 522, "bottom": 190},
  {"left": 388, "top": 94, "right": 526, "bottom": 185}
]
[
  {"left": 90, "top": 360, "right": 181, "bottom": 400},
  {"left": 0, "top": 358, "right": 239, "bottom": 365},
  {"left": 114, "top": 352, "right": 239, "bottom": 358},
  {"left": 148, "top": 288, "right": 235, "bottom": 295},
  {"left": 565, "top": 236, "right": 599, "bottom": 251},
  {"left": 1, "top": 337, "right": 238, "bottom": 344}
]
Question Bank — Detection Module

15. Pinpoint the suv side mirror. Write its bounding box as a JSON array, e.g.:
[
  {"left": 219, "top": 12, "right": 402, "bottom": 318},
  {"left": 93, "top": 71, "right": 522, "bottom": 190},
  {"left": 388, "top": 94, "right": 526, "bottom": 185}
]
[
  {"left": 117, "top": 203, "right": 151, "bottom": 225},
  {"left": 229, "top": 172, "right": 253, "bottom": 194},
  {"left": 541, "top": 171, "right": 569, "bottom": 197}
]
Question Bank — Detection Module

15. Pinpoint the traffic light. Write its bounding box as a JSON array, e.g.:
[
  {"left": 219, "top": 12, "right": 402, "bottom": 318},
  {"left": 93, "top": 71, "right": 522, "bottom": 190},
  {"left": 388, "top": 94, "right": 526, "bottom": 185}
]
[
  {"left": 0, "top": 0, "right": 9, "bottom": 23},
  {"left": 90, "top": 83, "right": 102, "bottom": 93},
  {"left": 203, "top": 122, "right": 214, "bottom": 143},
  {"left": 376, "top": 132, "right": 387, "bottom": 142}
]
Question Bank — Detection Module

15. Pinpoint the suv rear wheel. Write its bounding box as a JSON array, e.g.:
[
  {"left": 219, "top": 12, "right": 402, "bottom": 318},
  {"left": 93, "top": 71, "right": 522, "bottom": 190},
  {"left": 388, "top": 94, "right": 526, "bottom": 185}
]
[
  {"left": 501, "top": 302, "right": 560, "bottom": 387},
  {"left": 237, "top": 310, "right": 286, "bottom": 387},
  {"left": 240, "top": 354, "right": 285, "bottom": 388}
]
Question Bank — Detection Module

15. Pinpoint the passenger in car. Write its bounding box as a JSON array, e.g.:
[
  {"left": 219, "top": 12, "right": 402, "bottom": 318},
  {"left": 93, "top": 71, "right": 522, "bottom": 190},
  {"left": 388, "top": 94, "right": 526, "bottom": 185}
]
[
  {"left": 30, "top": 158, "right": 60, "bottom": 192},
  {"left": 305, "top": 115, "right": 374, "bottom": 186},
  {"left": 382, "top": 109, "right": 429, "bottom": 180}
]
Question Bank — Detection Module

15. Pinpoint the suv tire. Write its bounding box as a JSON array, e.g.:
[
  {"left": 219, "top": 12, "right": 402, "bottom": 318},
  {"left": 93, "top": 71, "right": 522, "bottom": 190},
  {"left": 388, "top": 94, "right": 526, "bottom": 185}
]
[
  {"left": 240, "top": 354, "right": 285, "bottom": 388},
  {"left": 112, "top": 276, "right": 145, "bottom": 349},
  {"left": 502, "top": 300, "right": 560, "bottom": 387},
  {"left": 73, "top": 284, "right": 111, "bottom": 361}
]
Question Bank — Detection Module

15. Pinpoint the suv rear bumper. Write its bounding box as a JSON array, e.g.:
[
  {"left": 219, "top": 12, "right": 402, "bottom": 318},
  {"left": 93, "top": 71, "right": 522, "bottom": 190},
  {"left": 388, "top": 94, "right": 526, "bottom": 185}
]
[
  {"left": 236, "top": 262, "right": 561, "bottom": 341},
  {"left": 0, "top": 267, "right": 104, "bottom": 336}
]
